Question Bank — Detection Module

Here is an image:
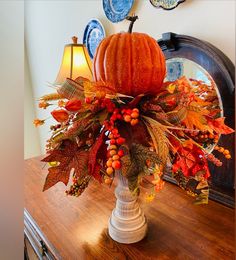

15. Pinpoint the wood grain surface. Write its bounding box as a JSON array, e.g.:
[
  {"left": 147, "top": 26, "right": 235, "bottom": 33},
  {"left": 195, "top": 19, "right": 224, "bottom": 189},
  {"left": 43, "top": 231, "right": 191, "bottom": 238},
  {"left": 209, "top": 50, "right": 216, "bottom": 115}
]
[{"left": 24, "top": 157, "right": 235, "bottom": 260}]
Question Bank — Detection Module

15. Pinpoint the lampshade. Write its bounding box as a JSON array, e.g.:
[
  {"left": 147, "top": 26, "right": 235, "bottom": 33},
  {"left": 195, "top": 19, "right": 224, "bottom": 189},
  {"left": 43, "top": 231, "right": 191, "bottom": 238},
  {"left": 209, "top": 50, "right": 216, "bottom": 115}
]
[{"left": 55, "top": 36, "right": 93, "bottom": 84}]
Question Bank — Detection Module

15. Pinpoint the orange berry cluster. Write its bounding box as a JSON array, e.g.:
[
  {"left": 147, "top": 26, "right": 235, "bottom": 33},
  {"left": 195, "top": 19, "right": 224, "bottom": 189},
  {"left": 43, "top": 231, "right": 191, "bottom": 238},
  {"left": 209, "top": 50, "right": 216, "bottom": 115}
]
[
  {"left": 207, "top": 154, "right": 222, "bottom": 167},
  {"left": 104, "top": 129, "right": 125, "bottom": 185},
  {"left": 214, "top": 145, "right": 231, "bottom": 159},
  {"left": 190, "top": 131, "right": 218, "bottom": 143},
  {"left": 102, "top": 107, "right": 139, "bottom": 184},
  {"left": 121, "top": 108, "right": 140, "bottom": 126}
]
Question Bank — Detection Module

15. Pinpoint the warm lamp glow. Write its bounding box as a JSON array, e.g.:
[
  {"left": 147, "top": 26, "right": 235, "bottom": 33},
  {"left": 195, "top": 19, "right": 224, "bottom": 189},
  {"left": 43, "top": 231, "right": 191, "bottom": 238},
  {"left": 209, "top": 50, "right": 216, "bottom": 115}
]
[{"left": 55, "top": 36, "right": 92, "bottom": 84}]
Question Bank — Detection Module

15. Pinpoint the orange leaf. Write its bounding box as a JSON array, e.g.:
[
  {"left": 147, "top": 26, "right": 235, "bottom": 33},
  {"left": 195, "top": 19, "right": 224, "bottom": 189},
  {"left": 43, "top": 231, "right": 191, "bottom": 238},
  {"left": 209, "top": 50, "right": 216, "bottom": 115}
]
[
  {"left": 65, "top": 98, "right": 82, "bottom": 111},
  {"left": 207, "top": 117, "right": 234, "bottom": 135},
  {"left": 172, "top": 144, "right": 210, "bottom": 178},
  {"left": 51, "top": 109, "right": 69, "bottom": 123},
  {"left": 183, "top": 109, "right": 213, "bottom": 133}
]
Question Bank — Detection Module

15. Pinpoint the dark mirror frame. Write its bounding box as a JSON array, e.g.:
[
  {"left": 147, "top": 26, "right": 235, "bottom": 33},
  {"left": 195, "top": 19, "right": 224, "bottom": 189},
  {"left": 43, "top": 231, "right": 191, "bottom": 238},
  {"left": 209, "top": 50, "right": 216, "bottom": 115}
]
[{"left": 158, "top": 32, "right": 235, "bottom": 208}]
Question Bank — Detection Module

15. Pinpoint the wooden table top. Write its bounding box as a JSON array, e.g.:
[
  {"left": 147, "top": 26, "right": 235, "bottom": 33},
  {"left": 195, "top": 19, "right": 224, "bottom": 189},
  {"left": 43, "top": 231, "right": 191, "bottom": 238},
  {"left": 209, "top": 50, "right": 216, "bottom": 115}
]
[{"left": 24, "top": 156, "right": 235, "bottom": 260}]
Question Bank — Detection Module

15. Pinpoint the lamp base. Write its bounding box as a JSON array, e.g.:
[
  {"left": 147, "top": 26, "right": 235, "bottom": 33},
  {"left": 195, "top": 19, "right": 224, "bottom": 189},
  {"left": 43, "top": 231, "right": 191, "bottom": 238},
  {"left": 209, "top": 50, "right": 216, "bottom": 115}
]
[{"left": 108, "top": 172, "right": 147, "bottom": 244}]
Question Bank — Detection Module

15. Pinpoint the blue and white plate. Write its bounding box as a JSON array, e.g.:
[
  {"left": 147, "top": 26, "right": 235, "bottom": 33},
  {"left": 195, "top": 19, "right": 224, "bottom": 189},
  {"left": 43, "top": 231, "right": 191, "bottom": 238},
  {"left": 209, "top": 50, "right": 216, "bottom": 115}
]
[
  {"left": 150, "top": 0, "right": 185, "bottom": 10},
  {"left": 83, "top": 19, "right": 106, "bottom": 59},
  {"left": 103, "top": 0, "right": 134, "bottom": 23},
  {"left": 166, "top": 61, "right": 184, "bottom": 81}
]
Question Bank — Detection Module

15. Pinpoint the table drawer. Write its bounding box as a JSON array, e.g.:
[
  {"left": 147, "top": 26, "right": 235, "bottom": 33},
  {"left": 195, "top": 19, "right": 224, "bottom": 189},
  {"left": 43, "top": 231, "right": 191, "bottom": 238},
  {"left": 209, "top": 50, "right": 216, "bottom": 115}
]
[{"left": 24, "top": 209, "right": 60, "bottom": 260}]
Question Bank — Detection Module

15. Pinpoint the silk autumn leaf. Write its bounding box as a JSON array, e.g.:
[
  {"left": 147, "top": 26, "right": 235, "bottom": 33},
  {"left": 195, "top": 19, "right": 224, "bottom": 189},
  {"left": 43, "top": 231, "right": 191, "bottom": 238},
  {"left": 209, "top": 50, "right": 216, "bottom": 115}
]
[
  {"left": 182, "top": 106, "right": 212, "bottom": 132},
  {"left": 82, "top": 78, "right": 116, "bottom": 98},
  {"left": 121, "top": 144, "right": 162, "bottom": 194},
  {"left": 65, "top": 98, "right": 82, "bottom": 112},
  {"left": 172, "top": 144, "right": 210, "bottom": 179},
  {"left": 42, "top": 140, "right": 89, "bottom": 191},
  {"left": 118, "top": 121, "right": 150, "bottom": 147},
  {"left": 92, "top": 164, "right": 102, "bottom": 183},
  {"left": 51, "top": 109, "right": 69, "bottom": 123},
  {"left": 168, "top": 135, "right": 183, "bottom": 154},
  {"left": 206, "top": 117, "right": 234, "bottom": 135},
  {"left": 88, "top": 129, "right": 106, "bottom": 178},
  {"left": 64, "top": 116, "right": 92, "bottom": 138}
]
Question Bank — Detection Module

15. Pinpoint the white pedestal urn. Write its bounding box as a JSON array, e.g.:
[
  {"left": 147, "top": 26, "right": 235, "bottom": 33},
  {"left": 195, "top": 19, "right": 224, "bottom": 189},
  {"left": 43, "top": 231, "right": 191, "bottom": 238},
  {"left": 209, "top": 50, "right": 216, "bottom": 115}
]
[{"left": 108, "top": 172, "right": 147, "bottom": 244}]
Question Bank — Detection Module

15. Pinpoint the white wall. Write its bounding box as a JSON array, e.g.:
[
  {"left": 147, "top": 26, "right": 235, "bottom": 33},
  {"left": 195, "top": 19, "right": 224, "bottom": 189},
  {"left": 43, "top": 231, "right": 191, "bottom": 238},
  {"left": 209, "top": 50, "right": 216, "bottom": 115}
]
[
  {"left": 24, "top": 48, "right": 41, "bottom": 159},
  {"left": 25, "top": 0, "right": 235, "bottom": 155}
]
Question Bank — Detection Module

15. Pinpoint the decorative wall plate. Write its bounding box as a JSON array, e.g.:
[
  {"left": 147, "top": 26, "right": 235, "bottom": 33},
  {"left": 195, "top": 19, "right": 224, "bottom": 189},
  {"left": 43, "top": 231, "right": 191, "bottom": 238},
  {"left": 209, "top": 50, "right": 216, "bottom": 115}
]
[
  {"left": 103, "top": 0, "right": 134, "bottom": 23},
  {"left": 150, "top": 0, "right": 185, "bottom": 10},
  {"left": 83, "top": 19, "right": 106, "bottom": 59},
  {"left": 166, "top": 60, "right": 183, "bottom": 81}
]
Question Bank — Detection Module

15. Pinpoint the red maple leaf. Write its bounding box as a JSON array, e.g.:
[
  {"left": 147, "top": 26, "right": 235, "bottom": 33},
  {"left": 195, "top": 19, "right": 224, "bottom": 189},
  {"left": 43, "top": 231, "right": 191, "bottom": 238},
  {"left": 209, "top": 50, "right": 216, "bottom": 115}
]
[
  {"left": 206, "top": 117, "right": 234, "bottom": 135},
  {"left": 92, "top": 164, "right": 102, "bottom": 183},
  {"left": 118, "top": 121, "right": 150, "bottom": 147},
  {"left": 88, "top": 129, "right": 106, "bottom": 181},
  {"left": 42, "top": 140, "right": 89, "bottom": 191},
  {"left": 172, "top": 144, "right": 210, "bottom": 179}
]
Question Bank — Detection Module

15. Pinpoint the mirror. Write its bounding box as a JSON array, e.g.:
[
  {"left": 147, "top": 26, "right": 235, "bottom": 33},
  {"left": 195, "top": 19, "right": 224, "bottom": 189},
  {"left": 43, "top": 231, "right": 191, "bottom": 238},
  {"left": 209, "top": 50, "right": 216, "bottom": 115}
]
[
  {"left": 166, "top": 58, "right": 215, "bottom": 86},
  {"left": 158, "top": 32, "right": 235, "bottom": 207},
  {"left": 165, "top": 57, "right": 223, "bottom": 111},
  {"left": 165, "top": 57, "right": 223, "bottom": 154}
]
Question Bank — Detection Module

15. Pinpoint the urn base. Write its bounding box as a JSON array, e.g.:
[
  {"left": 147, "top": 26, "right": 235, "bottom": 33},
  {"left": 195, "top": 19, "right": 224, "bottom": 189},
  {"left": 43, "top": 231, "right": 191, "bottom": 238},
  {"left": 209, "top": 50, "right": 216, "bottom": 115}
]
[
  {"left": 108, "top": 212, "right": 147, "bottom": 244},
  {"left": 108, "top": 172, "right": 148, "bottom": 244}
]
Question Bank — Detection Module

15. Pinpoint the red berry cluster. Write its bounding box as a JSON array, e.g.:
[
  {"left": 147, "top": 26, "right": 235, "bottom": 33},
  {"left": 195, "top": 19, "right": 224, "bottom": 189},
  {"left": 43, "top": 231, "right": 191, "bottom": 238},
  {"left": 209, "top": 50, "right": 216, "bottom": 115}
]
[
  {"left": 84, "top": 96, "right": 116, "bottom": 113},
  {"left": 122, "top": 108, "right": 140, "bottom": 126},
  {"left": 110, "top": 108, "right": 123, "bottom": 122},
  {"left": 84, "top": 97, "right": 92, "bottom": 104},
  {"left": 101, "top": 98, "right": 116, "bottom": 112},
  {"left": 65, "top": 175, "right": 90, "bottom": 196},
  {"left": 207, "top": 154, "right": 222, "bottom": 167}
]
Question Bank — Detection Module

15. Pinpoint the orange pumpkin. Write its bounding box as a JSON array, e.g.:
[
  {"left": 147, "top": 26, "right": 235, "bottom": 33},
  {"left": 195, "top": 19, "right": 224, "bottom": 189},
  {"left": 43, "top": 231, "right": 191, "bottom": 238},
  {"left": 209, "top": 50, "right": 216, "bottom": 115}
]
[{"left": 93, "top": 31, "right": 166, "bottom": 97}]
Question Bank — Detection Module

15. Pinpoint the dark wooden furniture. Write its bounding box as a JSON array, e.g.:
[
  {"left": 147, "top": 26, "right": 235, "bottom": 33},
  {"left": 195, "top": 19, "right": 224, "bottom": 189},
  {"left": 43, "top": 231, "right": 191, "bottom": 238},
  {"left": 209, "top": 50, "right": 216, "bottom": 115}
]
[
  {"left": 24, "top": 156, "right": 235, "bottom": 259},
  {"left": 158, "top": 32, "right": 235, "bottom": 208}
]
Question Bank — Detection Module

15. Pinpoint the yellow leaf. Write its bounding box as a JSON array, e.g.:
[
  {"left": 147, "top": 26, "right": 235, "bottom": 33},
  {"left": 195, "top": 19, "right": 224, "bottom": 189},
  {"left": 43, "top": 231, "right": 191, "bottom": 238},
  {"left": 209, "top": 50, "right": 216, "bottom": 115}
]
[
  {"left": 83, "top": 81, "right": 96, "bottom": 98},
  {"left": 167, "top": 83, "right": 176, "bottom": 94}
]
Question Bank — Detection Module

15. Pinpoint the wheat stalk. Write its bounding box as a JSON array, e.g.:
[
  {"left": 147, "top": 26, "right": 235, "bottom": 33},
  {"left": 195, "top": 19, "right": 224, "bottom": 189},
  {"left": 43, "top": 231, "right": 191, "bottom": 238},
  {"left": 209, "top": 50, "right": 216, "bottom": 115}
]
[{"left": 39, "top": 93, "right": 62, "bottom": 101}]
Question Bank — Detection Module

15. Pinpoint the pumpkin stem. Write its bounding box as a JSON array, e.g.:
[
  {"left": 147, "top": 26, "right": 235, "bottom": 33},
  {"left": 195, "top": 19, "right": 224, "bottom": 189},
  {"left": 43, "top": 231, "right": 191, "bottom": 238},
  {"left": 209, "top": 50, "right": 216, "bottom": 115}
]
[{"left": 126, "top": 14, "right": 138, "bottom": 33}]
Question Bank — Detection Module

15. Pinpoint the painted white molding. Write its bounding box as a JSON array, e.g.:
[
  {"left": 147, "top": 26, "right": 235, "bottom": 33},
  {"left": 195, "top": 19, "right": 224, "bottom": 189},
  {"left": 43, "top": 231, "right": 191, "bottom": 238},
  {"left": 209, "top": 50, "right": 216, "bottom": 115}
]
[{"left": 108, "top": 172, "right": 147, "bottom": 244}]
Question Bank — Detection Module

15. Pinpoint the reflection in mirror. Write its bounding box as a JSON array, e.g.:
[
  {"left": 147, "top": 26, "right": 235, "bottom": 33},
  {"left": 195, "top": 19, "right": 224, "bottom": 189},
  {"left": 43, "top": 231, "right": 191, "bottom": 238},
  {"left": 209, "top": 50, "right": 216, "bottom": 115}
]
[
  {"left": 158, "top": 32, "right": 235, "bottom": 207},
  {"left": 165, "top": 58, "right": 223, "bottom": 153}
]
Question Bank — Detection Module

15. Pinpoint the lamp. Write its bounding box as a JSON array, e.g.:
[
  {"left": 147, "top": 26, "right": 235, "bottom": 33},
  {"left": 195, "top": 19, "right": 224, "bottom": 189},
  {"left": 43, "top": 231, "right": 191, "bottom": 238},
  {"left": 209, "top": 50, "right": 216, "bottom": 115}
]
[{"left": 55, "top": 36, "right": 93, "bottom": 84}]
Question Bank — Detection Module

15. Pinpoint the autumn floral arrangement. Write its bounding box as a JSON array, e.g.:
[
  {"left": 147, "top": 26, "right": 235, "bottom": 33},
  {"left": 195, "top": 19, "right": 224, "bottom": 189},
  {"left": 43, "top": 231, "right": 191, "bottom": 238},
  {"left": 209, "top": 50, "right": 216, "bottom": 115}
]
[{"left": 34, "top": 18, "right": 234, "bottom": 205}]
